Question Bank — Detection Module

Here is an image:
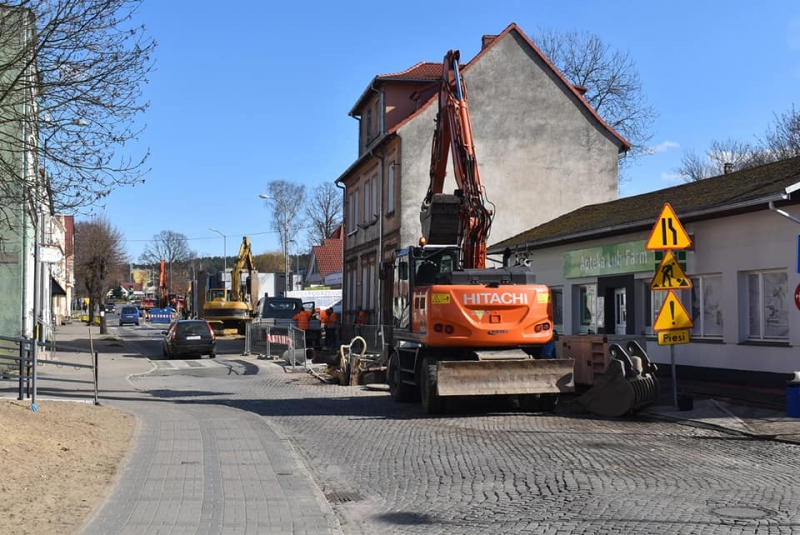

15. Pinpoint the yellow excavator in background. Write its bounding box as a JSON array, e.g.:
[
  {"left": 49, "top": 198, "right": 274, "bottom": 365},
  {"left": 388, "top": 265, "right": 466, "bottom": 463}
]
[{"left": 202, "top": 236, "right": 259, "bottom": 335}]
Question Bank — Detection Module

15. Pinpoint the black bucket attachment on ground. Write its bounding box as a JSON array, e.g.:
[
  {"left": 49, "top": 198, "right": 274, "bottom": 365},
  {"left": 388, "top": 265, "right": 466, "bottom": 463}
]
[{"left": 576, "top": 340, "right": 659, "bottom": 417}]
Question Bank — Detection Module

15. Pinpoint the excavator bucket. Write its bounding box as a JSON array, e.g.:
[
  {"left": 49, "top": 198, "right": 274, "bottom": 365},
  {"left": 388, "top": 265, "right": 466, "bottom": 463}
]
[
  {"left": 576, "top": 342, "right": 660, "bottom": 417},
  {"left": 420, "top": 193, "right": 461, "bottom": 245},
  {"left": 436, "top": 357, "right": 575, "bottom": 397}
]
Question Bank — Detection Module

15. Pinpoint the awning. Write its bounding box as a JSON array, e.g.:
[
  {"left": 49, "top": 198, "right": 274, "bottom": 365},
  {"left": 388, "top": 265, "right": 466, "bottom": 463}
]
[{"left": 51, "top": 277, "right": 67, "bottom": 296}]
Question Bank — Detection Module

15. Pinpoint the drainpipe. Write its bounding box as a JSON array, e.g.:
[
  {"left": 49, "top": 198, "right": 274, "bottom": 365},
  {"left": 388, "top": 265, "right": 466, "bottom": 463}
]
[
  {"left": 335, "top": 177, "right": 346, "bottom": 313},
  {"left": 373, "top": 150, "right": 385, "bottom": 328},
  {"left": 769, "top": 200, "right": 800, "bottom": 225}
]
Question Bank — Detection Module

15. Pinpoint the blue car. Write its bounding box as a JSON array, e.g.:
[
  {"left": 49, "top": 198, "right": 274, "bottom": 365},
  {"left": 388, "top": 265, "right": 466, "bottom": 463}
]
[{"left": 118, "top": 305, "right": 140, "bottom": 326}]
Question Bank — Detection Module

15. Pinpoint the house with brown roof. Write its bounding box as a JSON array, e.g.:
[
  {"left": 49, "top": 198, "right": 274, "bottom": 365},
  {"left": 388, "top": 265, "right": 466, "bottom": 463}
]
[
  {"left": 305, "top": 224, "right": 343, "bottom": 288},
  {"left": 335, "top": 22, "right": 629, "bottom": 325},
  {"left": 488, "top": 155, "right": 800, "bottom": 387}
]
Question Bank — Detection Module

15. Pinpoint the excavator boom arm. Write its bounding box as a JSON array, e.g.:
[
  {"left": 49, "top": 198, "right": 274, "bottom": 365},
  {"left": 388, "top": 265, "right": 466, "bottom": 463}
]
[
  {"left": 230, "top": 236, "right": 256, "bottom": 302},
  {"left": 423, "top": 50, "right": 493, "bottom": 269}
]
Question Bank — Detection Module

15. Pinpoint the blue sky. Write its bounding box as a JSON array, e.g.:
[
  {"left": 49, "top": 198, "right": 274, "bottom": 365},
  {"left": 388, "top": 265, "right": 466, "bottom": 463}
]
[{"left": 101, "top": 0, "right": 800, "bottom": 261}]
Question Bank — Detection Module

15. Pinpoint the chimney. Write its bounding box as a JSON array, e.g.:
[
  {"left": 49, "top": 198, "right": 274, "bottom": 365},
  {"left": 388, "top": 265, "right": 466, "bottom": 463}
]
[
  {"left": 482, "top": 35, "right": 498, "bottom": 50},
  {"left": 723, "top": 163, "right": 733, "bottom": 174},
  {"left": 573, "top": 84, "right": 588, "bottom": 96}
]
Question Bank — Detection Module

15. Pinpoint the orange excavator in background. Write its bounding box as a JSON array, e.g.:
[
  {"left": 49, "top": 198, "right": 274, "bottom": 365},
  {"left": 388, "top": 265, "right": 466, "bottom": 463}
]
[
  {"left": 157, "top": 259, "right": 169, "bottom": 308},
  {"left": 384, "top": 50, "right": 576, "bottom": 414}
]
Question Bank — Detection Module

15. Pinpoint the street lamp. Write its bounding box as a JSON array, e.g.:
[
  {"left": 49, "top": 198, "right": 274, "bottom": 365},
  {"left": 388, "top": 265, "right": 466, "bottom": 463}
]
[
  {"left": 258, "top": 194, "right": 290, "bottom": 295},
  {"left": 208, "top": 228, "right": 227, "bottom": 294}
]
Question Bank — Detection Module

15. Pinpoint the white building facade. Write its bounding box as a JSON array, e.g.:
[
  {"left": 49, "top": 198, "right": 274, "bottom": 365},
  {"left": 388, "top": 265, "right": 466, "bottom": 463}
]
[{"left": 491, "top": 156, "right": 800, "bottom": 387}]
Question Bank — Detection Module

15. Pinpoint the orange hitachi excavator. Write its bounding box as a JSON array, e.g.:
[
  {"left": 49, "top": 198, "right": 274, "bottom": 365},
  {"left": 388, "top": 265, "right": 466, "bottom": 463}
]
[{"left": 384, "top": 50, "right": 575, "bottom": 414}]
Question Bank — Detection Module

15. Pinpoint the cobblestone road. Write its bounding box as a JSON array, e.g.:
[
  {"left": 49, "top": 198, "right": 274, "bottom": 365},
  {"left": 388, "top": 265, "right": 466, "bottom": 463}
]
[{"left": 129, "top": 359, "right": 800, "bottom": 535}]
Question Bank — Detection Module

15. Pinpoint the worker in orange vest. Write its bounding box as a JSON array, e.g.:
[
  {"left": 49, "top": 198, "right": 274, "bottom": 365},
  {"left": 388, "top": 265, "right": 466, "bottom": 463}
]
[
  {"left": 293, "top": 308, "right": 312, "bottom": 330},
  {"left": 355, "top": 306, "right": 366, "bottom": 336},
  {"left": 325, "top": 307, "right": 339, "bottom": 349}
]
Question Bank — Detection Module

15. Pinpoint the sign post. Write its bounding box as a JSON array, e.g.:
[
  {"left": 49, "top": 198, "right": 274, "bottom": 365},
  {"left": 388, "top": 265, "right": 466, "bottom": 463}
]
[{"left": 647, "top": 203, "right": 693, "bottom": 408}]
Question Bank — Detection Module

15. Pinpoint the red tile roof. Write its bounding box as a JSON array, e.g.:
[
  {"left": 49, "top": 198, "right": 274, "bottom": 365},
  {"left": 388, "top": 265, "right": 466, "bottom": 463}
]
[
  {"left": 312, "top": 238, "right": 342, "bottom": 276},
  {"left": 376, "top": 62, "right": 442, "bottom": 81}
]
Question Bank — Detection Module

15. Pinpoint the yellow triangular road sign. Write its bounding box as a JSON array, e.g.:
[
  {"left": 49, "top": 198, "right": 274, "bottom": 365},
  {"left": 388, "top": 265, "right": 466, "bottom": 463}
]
[
  {"left": 654, "top": 290, "right": 694, "bottom": 331},
  {"left": 646, "top": 203, "right": 692, "bottom": 250},
  {"left": 650, "top": 251, "right": 693, "bottom": 290}
]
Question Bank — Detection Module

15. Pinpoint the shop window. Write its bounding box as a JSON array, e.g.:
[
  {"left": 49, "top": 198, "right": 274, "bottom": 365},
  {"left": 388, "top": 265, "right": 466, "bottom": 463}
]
[
  {"left": 577, "top": 284, "right": 597, "bottom": 334},
  {"left": 745, "top": 270, "right": 788, "bottom": 340},
  {"left": 644, "top": 289, "right": 667, "bottom": 336},
  {"left": 690, "top": 274, "right": 723, "bottom": 338},
  {"left": 551, "top": 287, "right": 563, "bottom": 333}
]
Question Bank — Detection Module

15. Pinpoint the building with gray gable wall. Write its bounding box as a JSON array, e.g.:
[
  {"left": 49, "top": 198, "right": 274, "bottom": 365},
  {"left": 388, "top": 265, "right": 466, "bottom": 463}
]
[{"left": 337, "top": 23, "right": 629, "bottom": 325}]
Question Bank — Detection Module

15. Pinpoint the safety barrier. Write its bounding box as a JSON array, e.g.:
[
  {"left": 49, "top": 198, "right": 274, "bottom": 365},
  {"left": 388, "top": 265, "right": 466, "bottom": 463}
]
[
  {"left": 149, "top": 308, "right": 174, "bottom": 324},
  {"left": 245, "top": 323, "right": 308, "bottom": 368},
  {"left": 0, "top": 333, "right": 99, "bottom": 405}
]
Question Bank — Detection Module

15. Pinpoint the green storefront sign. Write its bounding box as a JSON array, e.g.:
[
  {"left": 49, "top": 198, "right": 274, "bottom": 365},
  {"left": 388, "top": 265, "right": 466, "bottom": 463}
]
[{"left": 564, "top": 241, "right": 654, "bottom": 278}]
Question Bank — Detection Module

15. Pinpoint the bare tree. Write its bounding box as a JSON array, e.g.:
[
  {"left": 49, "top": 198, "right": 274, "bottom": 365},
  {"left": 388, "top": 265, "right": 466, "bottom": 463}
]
[
  {"left": 139, "top": 230, "right": 192, "bottom": 293},
  {"left": 534, "top": 28, "right": 657, "bottom": 171},
  {"left": 677, "top": 139, "right": 762, "bottom": 181},
  {"left": 260, "top": 181, "right": 305, "bottom": 293},
  {"left": 304, "top": 182, "right": 342, "bottom": 245},
  {"left": 676, "top": 104, "right": 800, "bottom": 181},
  {"left": 760, "top": 104, "right": 800, "bottom": 162},
  {"left": 0, "top": 0, "right": 154, "bottom": 229},
  {"left": 73, "top": 216, "right": 125, "bottom": 325}
]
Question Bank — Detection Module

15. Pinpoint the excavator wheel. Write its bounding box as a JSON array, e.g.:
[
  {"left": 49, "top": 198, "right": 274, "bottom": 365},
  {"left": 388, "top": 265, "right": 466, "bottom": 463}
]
[
  {"left": 540, "top": 394, "right": 558, "bottom": 412},
  {"left": 420, "top": 357, "right": 445, "bottom": 414},
  {"left": 517, "top": 395, "right": 541, "bottom": 412},
  {"left": 518, "top": 394, "right": 558, "bottom": 413},
  {"left": 387, "top": 352, "right": 413, "bottom": 402}
]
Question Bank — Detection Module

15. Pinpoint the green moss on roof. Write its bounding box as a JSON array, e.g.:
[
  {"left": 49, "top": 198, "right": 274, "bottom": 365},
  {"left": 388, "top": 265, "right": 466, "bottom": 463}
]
[{"left": 491, "top": 155, "right": 800, "bottom": 253}]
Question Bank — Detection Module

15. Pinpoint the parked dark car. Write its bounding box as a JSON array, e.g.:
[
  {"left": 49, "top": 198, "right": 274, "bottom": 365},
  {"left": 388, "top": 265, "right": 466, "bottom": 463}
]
[
  {"left": 118, "top": 305, "right": 140, "bottom": 326},
  {"left": 162, "top": 319, "right": 216, "bottom": 359}
]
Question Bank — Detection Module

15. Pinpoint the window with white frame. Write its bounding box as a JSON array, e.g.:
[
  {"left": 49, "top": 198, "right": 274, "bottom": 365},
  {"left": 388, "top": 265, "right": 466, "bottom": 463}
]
[
  {"left": 361, "top": 265, "right": 369, "bottom": 309},
  {"left": 690, "top": 274, "right": 723, "bottom": 337},
  {"left": 745, "top": 270, "right": 788, "bottom": 340},
  {"left": 347, "top": 192, "right": 355, "bottom": 233},
  {"left": 354, "top": 190, "right": 359, "bottom": 231},
  {"left": 387, "top": 163, "right": 396, "bottom": 214},
  {"left": 645, "top": 288, "right": 667, "bottom": 336},
  {"left": 347, "top": 267, "right": 356, "bottom": 311},
  {"left": 369, "top": 263, "right": 376, "bottom": 313},
  {"left": 363, "top": 181, "right": 370, "bottom": 225},
  {"left": 371, "top": 174, "right": 378, "bottom": 220}
]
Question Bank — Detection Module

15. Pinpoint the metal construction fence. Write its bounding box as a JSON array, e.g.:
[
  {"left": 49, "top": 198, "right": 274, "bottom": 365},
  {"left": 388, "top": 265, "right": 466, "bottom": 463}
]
[
  {"left": 245, "top": 323, "right": 308, "bottom": 368},
  {"left": 338, "top": 324, "right": 384, "bottom": 356},
  {"left": 0, "top": 334, "right": 99, "bottom": 405}
]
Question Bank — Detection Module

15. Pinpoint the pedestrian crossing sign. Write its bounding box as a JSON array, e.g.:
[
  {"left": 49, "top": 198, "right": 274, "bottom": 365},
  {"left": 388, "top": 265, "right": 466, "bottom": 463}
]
[
  {"left": 653, "top": 291, "right": 694, "bottom": 331},
  {"left": 650, "top": 251, "right": 692, "bottom": 290}
]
